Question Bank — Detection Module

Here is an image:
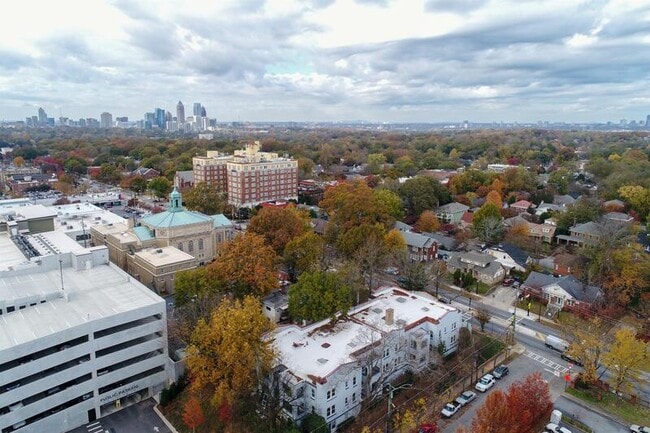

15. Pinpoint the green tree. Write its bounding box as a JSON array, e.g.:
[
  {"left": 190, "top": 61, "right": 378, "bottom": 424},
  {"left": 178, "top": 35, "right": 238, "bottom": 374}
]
[
  {"left": 187, "top": 296, "right": 275, "bottom": 409},
  {"left": 398, "top": 176, "right": 451, "bottom": 218},
  {"left": 373, "top": 188, "right": 405, "bottom": 220},
  {"left": 182, "top": 181, "right": 227, "bottom": 215},
  {"left": 548, "top": 168, "right": 570, "bottom": 195},
  {"left": 148, "top": 176, "right": 172, "bottom": 199},
  {"left": 283, "top": 232, "right": 326, "bottom": 281},
  {"left": 367, "top": 153, "right": 387, "bottom": 174},
  {"left": 603, "top": 327, "right": 649, "bottom": 393},
  {"left": 554, "top": 199, "right": 601, "bottom": 235},
  {"left": 472, "top": 203, "right": 504, "bottom": 245},
  {"left": 128, "top": 176, "right": 148, "bottom": 195},
  {"left": 288, "top": 270, "right": 352, "bottom": 322},
  {"left": 619, "top": 185, "right": 650, "bottom": 222}
]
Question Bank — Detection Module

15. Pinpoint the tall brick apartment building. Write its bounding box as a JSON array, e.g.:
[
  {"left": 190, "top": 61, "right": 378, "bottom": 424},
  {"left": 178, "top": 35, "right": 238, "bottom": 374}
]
[{"left": 193, "top": 142, "right": 298, "bottom": 208}]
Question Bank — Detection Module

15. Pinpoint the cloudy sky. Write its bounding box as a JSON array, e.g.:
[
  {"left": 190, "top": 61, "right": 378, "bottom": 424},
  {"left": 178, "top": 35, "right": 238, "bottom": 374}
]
[{"left": 1, "top": 0, "right": 650, "bottom": 123}]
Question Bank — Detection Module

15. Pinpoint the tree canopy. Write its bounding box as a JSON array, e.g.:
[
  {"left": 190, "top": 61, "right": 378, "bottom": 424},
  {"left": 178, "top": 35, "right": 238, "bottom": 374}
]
[
  {"left": 182, "top": 181, "right": 227, "bottom": 215},
  {"left": 248, "top": 205, "right": 311, "bottom": 254},
  {"left": 288, "top": 270, "right": 352, "bottom": 323}
]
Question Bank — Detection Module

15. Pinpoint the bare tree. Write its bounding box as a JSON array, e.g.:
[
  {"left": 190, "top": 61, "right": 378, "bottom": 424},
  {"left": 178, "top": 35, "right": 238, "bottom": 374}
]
[
  {"left": 475, "top": 305, "right": 492, "bottom": 332},
  {"left": 428, "top": 259, "right": 447, "bottom": 297}
]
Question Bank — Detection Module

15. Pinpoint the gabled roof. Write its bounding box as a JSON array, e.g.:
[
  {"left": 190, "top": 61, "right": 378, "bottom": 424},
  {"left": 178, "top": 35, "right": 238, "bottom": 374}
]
[
  {"left": 570, "top": 221, "right": 600, "bottom": 236},
  {"left": 511, "top": 200, "right": 533, "bottom": 209},
  {"left": 437, "top": 202, "right": 469, "bottom": 214},
  {"left": 394, "top": 221, "right": 413, "bottom": 232},
  {"left": 422, "top": 232, "right": 457, "bottom": 250},
  {"left": 553, "top": 195, "right": 577, "bottom": 206},
  {"left": 491, "top": 243, "right": 530, "bottom": 268},
  {"left": 461, "top": 211, "right": 474, "bottom": 224},
  {"left": 523, "top": 271, "right": 601, "bottom": 303},
  {"left": 401, "top": 231, "right": 435, "bottom": 249},
  {"left": 174, "top": 170, "right": 194, "bottom": 182},
  {"left": 603, "top": 212, "right": 633, "bottom": 223}
]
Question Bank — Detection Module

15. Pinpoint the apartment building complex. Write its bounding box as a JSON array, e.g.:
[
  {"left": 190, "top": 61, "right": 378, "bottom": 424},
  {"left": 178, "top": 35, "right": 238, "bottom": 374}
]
[
  {"left": 0, "top": 248, "right": 170, "bottom": 433},
  {"left": 192, "top": 142, "right": 298, "bottom": 208},
  {"left": 272, "top": 288, "right": 465, "bottom": 432}
]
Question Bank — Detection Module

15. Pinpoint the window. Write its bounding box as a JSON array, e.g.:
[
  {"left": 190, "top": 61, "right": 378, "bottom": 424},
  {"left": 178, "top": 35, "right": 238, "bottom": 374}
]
[
  {"left": 345, "top": 397, "right": 349, "bottom": 406},
  {"left": 352, "top": 376, "right": 357, "bottom": 386},
  {"left": 384, "top": 348, "right": 390, "bottom": 358},
  {"left": 198, "top": 239, "right": 204, "bottom": 250},
  {"left": 345, "top": 381, "right": 349, "bottom": 389},
  {"left": 188, "top": 240, "right": 194, "bottom": 252},
  {"left": 452, "top": 322, "right": 457, "bottom": 330},
  {"left": 327, "top": 388, "right": 336, "bottom": 399},
  {"left": 311, "top": 388, "right": 315, "bottom": 399},
  {"left": 352, "top": 393, "right": 356, "bottom": 402},
  {"left": 326, "top": 405, "right": 336, "bottom": 417},
  {"left": 177, "top": 243, "right": 183, "bottom": 251}
]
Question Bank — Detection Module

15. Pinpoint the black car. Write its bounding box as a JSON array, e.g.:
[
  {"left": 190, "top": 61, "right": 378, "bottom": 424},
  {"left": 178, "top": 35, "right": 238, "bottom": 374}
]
[
  {"left": 492, "top": 364, "right": 509, "bottom": 379},
  {"left": 561, "top": 353, "right": 583, "bottom": 367}
]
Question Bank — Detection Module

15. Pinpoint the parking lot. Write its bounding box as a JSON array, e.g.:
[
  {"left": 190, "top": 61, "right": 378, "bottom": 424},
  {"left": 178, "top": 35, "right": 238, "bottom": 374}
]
[{"left": 66, "top": 399, "right": 172, "bottom": 433}]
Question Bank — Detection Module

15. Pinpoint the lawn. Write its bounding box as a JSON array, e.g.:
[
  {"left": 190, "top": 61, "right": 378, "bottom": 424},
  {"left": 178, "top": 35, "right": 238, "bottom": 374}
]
[{"left": 566, "top": 387, "right": 650, "bottom": 426}]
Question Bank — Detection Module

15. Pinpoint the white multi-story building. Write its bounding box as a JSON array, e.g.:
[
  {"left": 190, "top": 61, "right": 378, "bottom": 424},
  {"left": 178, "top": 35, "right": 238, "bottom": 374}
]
[
  {"left": 0, "top": 247, "right": 170, "bottom": 433},
  {"left": 192, "top": 151, "right": 232, "bottom": 191},
  {"left": 272, "top": 288, "right": 465, "bottom": 432}
]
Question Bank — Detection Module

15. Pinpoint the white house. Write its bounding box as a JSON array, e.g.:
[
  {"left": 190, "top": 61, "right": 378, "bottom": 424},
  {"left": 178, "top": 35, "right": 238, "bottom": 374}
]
[{"left": 271, "top": 288, "right": 465, "bottom": 432}]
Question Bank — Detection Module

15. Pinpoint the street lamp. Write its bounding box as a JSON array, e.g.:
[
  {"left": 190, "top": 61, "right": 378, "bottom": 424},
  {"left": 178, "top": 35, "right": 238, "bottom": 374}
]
[{"left": 385, "top": 383, "right": 413, "bottom": 433}]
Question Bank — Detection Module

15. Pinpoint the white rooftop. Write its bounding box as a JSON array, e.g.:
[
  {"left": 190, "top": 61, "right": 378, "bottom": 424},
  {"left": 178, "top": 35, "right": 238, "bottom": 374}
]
[
  {"left": 0, "top": 203, "right": 56, "bottom": 220},
  {"left": 0, "top": 254, "right": 163, "bottom": 351},
  {"left": 135, "top": 247, "right": 195, "bottom": 266},
  {"left": 273, "top": 287, "right": 457, "bottom": 381},
  {"left": 0, "top": 233, "right": 29, "bottom": 270},
  {"left": 52, "top": 202, "right": 125, "bottom": 233}
]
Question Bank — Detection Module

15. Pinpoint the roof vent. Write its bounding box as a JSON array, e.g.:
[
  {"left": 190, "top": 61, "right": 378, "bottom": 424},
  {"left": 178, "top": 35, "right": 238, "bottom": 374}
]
[
  {"left": 317, "top": 358, "right": 329, "bottom": 365},
  {"left": 421, "top": 307, "right": 430, "bottom": 312},
  {"left": 156, "top": 249, "right": 163, "bottom": 253},
  {"left": 396, "top": 297, "right": 407, "bottom": 303},
  {"left": 321, "top": 343, "right": 331, "bottom": 348}
]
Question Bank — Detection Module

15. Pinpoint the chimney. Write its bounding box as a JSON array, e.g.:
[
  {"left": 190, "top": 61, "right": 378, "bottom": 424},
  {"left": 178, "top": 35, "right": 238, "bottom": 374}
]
[{"left": 385, "top": 308, "right": 394, "bottom": 326}]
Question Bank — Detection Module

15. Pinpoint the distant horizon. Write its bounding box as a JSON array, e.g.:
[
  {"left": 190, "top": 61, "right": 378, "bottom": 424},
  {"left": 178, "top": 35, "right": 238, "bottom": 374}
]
[{"left": 1, "top": 1, "right": 649, "bottom": 124}]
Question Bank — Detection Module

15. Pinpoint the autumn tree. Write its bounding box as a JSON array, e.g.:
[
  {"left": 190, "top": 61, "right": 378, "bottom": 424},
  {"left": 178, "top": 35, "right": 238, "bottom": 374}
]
[
  {"left": 187, "top": 296, "right": 275, "bottom": 410},
  {"left": 506, "top": 372, "right": 553, "bottom": 433},
  {"left": 485, "top": 190, "right": 503, "bottom": 209},
  {"left": 13, "top": 156, "right": 25, "bottom": 167},
  {"left": 148, "top": 176, "right": 172, "bottom": 199},
  {"left": 183, "top": 396, "right": 206, "bottom": 433},
  {"left": 351, "top": 227, "right": 405, "bottom": 295},
  {"left": 283, "top": 232, "right": 326, "bottom": 281},
  {"left": 603, "top": 327, "right": 649, "bottom": 394},
  {"left": 449, "top": 169, "right": 493, "bottom": 196},
  {"left": 367, "top": 152, "right": 387, "bottom": 174},
  {"left": 209, "top": 232, "right": 278, "bottom": 298},
  {"left": 183, "top": 181, "right": 227, "bottom": 215},
  {"left": 288, "top": 270, "right": 351, "bottom": 322},
  {"left": 416, "top": 210, "right": 441, "bottom": 232},
  {"left": 501, "top": 166, "right": 537, "bottom": 194},
  {"left": 128, "top": 175, "right": 148, "bottom": 195},
  {"left": 392, "top": 397, "right": 428, "bottom": 433},
  {"left": 469, "top": 390, "right": 515, "bottom": 433},
  {"left": 248, "top": 205, "right": 311, "bottom": 254},
  {"left": 618, "top": 185, "right": 650, "bottom": 222},
  {"left": 429, "top": 259, "right": 447, "bottom": 297},
  {"left": 562, "top": 316, "right": 608, "bottom": 383}
]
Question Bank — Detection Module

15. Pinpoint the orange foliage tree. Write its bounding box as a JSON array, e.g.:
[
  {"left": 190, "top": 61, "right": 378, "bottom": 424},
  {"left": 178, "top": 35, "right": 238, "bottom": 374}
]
[
  {"left": 182, "top": 396, "right": 206, "bottom": 433},
  {"left": 248, "top": 205, "right": 311, "bottom": 254},
  {"left": 470, "top": 390, "right": 515, "bottom": 433},
  {"left": 506, "top": 372, "right": 553, "bottom": 433},
  {"left": 416, "top": 210, "right": 441, "bottom": 232}
]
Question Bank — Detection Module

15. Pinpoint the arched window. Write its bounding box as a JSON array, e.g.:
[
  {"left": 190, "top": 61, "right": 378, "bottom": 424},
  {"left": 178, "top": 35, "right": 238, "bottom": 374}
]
[
  {"left": 188, "top": 240, "right": 194, "bottom": 252},
  {"left": 177, "top": 243, "right": 183, "bottom": 251},
  {"left": 198, "top": 238, "right": 204, "bottom": 250}
]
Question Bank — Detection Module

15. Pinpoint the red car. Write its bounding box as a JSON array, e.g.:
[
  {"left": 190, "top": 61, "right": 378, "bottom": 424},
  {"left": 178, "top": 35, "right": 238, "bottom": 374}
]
[
  {"left": 418, "top": 424, "right": 437, "bottom": 433},
  {"left": 503, "top": 278, "right": 515, "bottom": 286}
]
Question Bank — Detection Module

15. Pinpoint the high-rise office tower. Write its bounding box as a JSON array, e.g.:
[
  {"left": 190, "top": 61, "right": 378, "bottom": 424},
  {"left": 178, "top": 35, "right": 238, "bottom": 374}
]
[
  {"left": 154, "top": 108, "right": 165, "bottom": 129},
  {"left": 646, "top": 115, "right": 650, "bottom": 128},
  {"left": 100, "top": 112, "right": 113, "bottom": 128},
  {"left": 38, "top": 107, "right": 47, "bottom": 124},
  {"left": 177, "top": 101, "right": 185, "bottom": 124},
  {"left": 200, "top": 106, "right": 207, "bottom": 118},
  {"left": 193, "top": 102, "right": 202, "bottom": 117}
]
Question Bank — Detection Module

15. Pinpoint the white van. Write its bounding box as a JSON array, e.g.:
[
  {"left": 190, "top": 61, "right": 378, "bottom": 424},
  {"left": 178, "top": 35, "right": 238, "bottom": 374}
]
[{"left": 545, "top": 335, "right": 569, "bottom": 352}]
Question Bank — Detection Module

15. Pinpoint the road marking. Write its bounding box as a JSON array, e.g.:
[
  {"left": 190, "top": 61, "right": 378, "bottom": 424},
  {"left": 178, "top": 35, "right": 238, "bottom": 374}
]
[
  {"left": 88, "top": 426, "right": 103, "bottom": 433},
  {"left": 87, "top": 422, "right": 100, "bottom": 428},
  {"left": 524, "top": 350, "right": 569, "bottom": 373}
]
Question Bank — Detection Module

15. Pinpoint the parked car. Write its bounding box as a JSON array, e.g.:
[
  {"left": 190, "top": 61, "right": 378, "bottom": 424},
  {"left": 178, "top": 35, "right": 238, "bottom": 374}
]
[
  {"left": 502, "top": 278, "right": 515, "bottom": 286},
  {"left": 545, "top": 335, "right": 570, "bottom": 352},
  {"left": 455, "top": 391, "right": 477, "bottom": 406},
  {"left": 385, "top": 267, "right": 399, "bottom": 275},
  {"left": 630, "top": 425, "right": 650, "bottom": 433},
  {"left": 417, "top": 424, "right": 437, "bottom": 433},
  {"left": 560, "top": 352, "right": 583, "bottom": 367},
  {"left": 441, "top": 401, "right": 461, "bottom": 418},
  {"left": 492, "top": 365, "right": 509, "bottom": 379},
  {"left": 475, "top": 374, "right": 496, "bottom": 392},
  {"left": 546, "top": 424, "right": 572, "bottom": 433}
]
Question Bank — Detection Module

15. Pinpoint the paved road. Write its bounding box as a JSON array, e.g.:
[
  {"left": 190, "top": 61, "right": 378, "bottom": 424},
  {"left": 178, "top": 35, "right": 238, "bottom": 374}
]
[
  {"left": 555, "top": 395, "right": 628, "bottom": 433},
  {"left": 67, "top": 399, "right": 172, "bottom": 433}
]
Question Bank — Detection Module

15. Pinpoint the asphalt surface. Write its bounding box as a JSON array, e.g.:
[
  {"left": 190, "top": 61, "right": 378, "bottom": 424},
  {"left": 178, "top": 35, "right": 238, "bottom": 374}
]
[{"left": 66, "top": 399, "right": 172, "bottom": 433}]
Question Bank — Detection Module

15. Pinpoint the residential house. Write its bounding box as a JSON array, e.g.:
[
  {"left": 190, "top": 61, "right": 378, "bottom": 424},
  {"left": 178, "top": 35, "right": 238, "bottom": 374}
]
[
  {"left": 522, "top": 271, "right": 602, "bottom": 313},
  {"left": 394, "top": 221, "right": 413, "bottom": 232},
  {"left": 447, "top": 251, "right": 505, "bottom": 285},
  {"left": 263, "top": 291, "right": 289, "bottom": 324},
  {"left": 534, "top": 202, "right": 566, "bottom": 216},
  {"left": 486, "top": 243, "right": 531, "bottom": 274},
  {"left": 400, "top": 231, "right": 437, "bottom": 262},
  {"left": 510, "top": 200, "right": 533, "bottom": 214},
  {"left": 553, "top": 195, "right": 577, "bottom": 206},
  {"left": 556, "top": 212, "right": 633, "bottom": 246},
  {"left": 505, "top": 215, "right": 556, "bottom": 243},
  {"left": 435, "top": 202, "right": 469, "bottom": 224},
  {"left": 552, "top": 253, "right": 581, "bottom": 276},
  {"left": 271, "top": 287, "right": 465, "bottom": 432},
  {"left": 132, "top": 167, "right": 160, "bottom": 179},
  {"left": 460, "top": 211, "right": 474, "bottom": 229}
]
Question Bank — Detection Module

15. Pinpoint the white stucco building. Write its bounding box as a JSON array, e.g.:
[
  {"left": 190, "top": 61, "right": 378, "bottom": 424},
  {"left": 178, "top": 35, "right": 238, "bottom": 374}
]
[
  {"left": 271, "top": 288, "right": 465, "bottom": 432},
  {"left": 0, "top": 247, "right": 170, "bottom": 433}
]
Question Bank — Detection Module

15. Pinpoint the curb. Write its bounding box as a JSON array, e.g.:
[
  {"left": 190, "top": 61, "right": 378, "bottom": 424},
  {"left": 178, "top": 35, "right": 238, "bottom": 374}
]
[
  {"left": 559, "top": 392, "right": 627, "bottom": 427},
  {"left": 153, "top": 404, "right": 181, "bottom": 433}
]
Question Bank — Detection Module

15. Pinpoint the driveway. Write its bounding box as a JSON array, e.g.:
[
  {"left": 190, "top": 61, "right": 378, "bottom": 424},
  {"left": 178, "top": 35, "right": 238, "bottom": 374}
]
[{"left": 66, "top": 399, "right": 172, "bottom": 433}]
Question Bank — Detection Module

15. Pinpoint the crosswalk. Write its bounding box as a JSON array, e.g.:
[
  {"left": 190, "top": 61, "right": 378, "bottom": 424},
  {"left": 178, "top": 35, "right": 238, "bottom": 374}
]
[
  {"left": 524, "top": 350, "right": 569, "bottom": 374},
  {"left": 85, "top": 421, "right": 104, "bottom": 433}
]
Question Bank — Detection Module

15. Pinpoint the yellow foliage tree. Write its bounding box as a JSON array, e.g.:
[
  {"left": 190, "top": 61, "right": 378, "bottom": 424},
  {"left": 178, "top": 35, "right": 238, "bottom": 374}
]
[
  {"left": 209, "top": 232, "right": 278, "bottom": 298},
  {"left": 603, "top": 328, "right": 649, "bottom": 393},
  {"left": 562, "top": 317, "right": 607, "bottom": 383},
  {"left": 416, "top": 210, "right": 441, "bottom": 232},
  {"left": 186, "top": 296, "right": 275, "bottom": 408},
  {"left": 485, "top": 190, "right": 503, "bottom": 209}
]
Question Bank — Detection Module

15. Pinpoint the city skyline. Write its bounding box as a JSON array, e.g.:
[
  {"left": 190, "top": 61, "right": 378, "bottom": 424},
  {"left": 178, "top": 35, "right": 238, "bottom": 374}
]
[{"left": 1, "top": 0, "right": 650, "bottom": 123}]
